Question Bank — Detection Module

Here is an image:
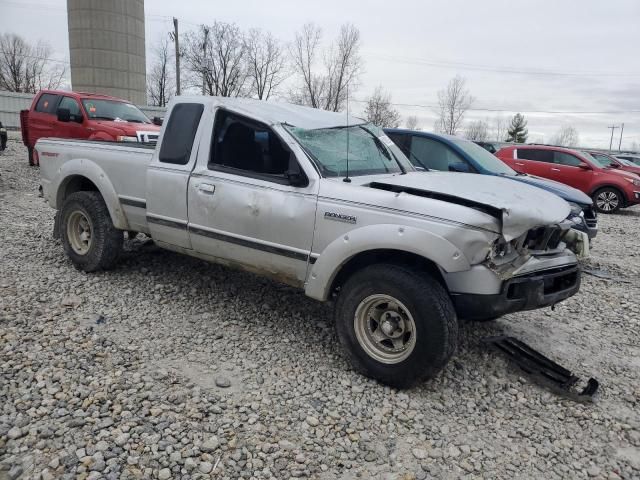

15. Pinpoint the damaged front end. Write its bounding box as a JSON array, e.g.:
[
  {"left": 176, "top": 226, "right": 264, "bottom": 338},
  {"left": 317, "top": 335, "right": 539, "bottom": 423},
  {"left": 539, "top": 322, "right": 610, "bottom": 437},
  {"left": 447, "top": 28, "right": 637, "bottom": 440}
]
[
  {"left": 451, "top": 221, "right": 582, "bottom": 321},
  {"left": 486, "top": 221, "right": 588, "bottom": 281}
]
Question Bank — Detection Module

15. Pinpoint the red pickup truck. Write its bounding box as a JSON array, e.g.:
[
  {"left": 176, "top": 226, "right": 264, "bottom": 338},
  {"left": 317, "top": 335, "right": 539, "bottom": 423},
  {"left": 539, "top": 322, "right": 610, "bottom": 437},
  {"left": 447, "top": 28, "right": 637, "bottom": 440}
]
[
  {"left": 496, "top": 144, "right": 640, "bottom": 213},
  {"left": 20, "top": 90, "right": 161, "bottom": 166}
]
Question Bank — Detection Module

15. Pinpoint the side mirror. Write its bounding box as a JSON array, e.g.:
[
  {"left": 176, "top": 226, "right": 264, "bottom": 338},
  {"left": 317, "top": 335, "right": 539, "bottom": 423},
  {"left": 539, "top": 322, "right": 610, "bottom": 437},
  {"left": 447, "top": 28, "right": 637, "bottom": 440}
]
[
  {"left": 285, "top": 170, "right": 307, "bottom": 187},
  {"left": 449, "top": 161, "right": 471, "bottom": 173},
  {"left": 577, "top": 163, "right": 592, "bottom": 170},
  {"left": 56, "top": 108, "right": 71, "bottom": 122},
  {"left": 609, "top": 163, "right": 620, "bottom": 169},
  {"left": 152, "top": 116, "right": 164, "bottom": 126}
]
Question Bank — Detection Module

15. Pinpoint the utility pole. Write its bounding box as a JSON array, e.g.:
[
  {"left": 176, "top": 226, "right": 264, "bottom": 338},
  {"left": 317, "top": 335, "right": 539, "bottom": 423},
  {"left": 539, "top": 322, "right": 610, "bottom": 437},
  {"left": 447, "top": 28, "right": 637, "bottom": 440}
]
[
  {"left": 608, "top": 125, "right": 619, "bottom": 151},
  {"left": 172, "top": 18, "right": 180, "bottom": 96},
  {"left": 201, "top": 26, "right": 210, "bottom": 95},
  {"left": 618, "top": 123, "right": 625, "bottom": 151}
]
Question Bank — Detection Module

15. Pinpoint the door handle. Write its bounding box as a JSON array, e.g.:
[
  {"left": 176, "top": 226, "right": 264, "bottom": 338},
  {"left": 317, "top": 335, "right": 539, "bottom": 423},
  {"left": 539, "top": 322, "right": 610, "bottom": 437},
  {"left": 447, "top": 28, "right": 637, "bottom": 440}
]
[
  {"left": 515, "top": 162, "right": 525, "bottom": 166},
  {"left": 551, "top": 168, "right": 561, "bottom": 171},
  {"left": 197, "top": 183, "right": 216, "bottom": 194}
]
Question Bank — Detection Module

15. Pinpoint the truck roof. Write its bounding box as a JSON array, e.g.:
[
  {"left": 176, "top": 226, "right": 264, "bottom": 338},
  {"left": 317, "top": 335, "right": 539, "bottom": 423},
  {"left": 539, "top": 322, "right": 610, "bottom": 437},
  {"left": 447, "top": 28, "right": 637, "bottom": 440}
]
[{"left": 175, "top": 96, "right": 366, "bottom": 130}]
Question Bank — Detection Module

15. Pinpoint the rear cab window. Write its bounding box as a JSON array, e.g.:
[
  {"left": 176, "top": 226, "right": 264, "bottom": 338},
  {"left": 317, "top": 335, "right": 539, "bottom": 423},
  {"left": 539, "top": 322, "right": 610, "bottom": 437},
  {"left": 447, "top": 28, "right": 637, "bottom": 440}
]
[
  {"left": 158, "top": 103, "right": 204, "bottom": 165},
  {"left": 34, "top": 94, "right": 60, "bottom": 114}
]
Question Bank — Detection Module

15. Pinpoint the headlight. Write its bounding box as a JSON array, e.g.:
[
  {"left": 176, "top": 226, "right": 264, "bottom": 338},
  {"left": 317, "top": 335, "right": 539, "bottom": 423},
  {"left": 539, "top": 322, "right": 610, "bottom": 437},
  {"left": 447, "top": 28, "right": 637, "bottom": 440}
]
[
  {"left": 623, "top": 177, "right": 640, "bottom": 187},
  {"left": 116, "top": 135, "right": 138, "bottom": 142},
  {"left": 567, "top": 202, "right": 584, "bottom": 216}
]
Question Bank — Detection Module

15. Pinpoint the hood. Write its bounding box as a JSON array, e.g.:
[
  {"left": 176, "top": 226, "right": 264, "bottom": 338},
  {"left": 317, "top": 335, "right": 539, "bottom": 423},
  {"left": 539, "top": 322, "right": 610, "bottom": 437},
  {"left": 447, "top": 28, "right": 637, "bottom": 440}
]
[
  {"left": 362, "top": 172, "right": 570, "bottom": 241},
  {"left": 612, "top": 165, "right": 640, "bottom": 176},
  {"left": 609, "top": 168, "right": 639, "bottom": 180},
  {"left": 91, "top": 120, "right": 161, "bottom": 135},
  {"left": 503, "top": 174, "right": 592, "bottom": 205}
]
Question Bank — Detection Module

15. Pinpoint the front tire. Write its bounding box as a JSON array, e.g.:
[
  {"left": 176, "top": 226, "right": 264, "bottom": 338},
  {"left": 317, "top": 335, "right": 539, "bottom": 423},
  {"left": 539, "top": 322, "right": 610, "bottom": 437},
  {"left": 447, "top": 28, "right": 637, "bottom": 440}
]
[
  {"left": 593, "top": 187, "right": 623, "bottom": 213},
  {"left": 60, "top": 191, "right": 123, "bottom": 271},
  {"left": 334, "top": 264, "right": 458, "bottom": 389}
]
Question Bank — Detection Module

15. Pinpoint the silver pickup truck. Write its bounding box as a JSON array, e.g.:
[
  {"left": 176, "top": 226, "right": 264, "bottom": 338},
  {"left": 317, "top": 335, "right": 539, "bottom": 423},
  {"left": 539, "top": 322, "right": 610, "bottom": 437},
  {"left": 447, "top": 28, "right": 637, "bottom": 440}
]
[{"left": 38, "top": 97, "right": 585, "bottom": 388}]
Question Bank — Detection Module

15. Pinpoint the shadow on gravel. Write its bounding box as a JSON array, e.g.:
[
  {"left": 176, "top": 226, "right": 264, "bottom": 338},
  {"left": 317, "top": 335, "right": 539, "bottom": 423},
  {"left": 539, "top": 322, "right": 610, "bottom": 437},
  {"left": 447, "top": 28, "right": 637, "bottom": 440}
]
[{"left": 112, "top": 236, "right": 512, "bottom": 389}]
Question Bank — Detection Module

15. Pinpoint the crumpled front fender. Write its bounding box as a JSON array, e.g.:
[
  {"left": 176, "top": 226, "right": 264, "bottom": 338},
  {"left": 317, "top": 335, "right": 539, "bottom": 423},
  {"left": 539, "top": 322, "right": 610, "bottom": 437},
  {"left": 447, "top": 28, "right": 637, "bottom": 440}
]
[{"left": 304, "top": 224, "right": 471, "bottom": 301}]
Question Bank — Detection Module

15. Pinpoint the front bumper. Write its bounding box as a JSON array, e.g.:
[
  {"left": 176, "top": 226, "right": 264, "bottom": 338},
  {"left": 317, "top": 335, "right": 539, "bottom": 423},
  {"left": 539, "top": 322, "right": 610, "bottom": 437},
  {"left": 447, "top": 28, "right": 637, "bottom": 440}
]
[{"left": 452, "top": 264, "right": 581, "bottom": 320}]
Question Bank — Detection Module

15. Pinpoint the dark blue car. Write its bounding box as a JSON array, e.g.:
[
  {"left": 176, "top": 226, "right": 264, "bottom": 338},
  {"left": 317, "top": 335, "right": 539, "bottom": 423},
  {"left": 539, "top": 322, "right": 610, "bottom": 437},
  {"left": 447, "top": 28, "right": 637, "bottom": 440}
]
[{"left": 384, "top": 129, "right": 597, "bottom": 239}]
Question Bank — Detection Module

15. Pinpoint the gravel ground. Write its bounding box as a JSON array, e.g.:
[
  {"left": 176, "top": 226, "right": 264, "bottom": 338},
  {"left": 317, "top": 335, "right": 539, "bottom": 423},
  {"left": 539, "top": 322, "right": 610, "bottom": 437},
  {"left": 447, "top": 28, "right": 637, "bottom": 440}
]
[{"left": 1, "top": 137, "right": 639, "bottom": 480}]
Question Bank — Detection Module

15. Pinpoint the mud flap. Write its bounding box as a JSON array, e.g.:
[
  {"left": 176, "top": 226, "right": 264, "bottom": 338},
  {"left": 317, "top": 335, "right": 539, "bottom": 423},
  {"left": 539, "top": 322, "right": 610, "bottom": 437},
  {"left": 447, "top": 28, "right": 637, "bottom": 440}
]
[
  {"left": 484, "top": 336, "right": 599, "bottom": 402},
  {"left": 53, "top": 211, "right": 61, "bottom": 240}
]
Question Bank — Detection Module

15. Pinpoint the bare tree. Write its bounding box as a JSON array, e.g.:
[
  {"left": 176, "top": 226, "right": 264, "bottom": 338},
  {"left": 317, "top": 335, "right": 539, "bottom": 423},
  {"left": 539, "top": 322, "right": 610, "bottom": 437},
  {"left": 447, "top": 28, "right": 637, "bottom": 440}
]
[
  {"left": 0, "top": 33, "right": 65, "bottom": 93},
  {"left": 289, "top": 23, "right": 362, "bottom": 112},
  {"left": 405, "top": 115, "right": 420, "bottom": 130},
  {"left": 147, "top": 37, "right": 174, "bottom": 107},
  {"left": 434, "top": 75, "right": 474, "bottom": 135},
  {"left": 363, "top": 86, "right": 400, "bottom": 128},
  {"left": 492, "top": 115, "right": 508, "bottom": 142},
  {"left": 551, "top": 125, "right": 579, "bottom": 147},
  {"left": 183, "top": 22, "right": 250, "bottom": 97},
  {"left": 245, "top": 29, "right": 286, "bottom": 100},
  {"left": 465, "top": 119, "right": 489, "bottom": 141}
]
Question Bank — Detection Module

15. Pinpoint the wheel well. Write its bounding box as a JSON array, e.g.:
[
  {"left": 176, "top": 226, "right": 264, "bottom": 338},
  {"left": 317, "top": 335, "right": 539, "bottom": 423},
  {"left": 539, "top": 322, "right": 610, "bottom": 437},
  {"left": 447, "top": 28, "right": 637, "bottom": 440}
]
[
  {"left": 58, "top": 175, "right": 99, "bottom": 204},
  {"left": 329, "top": 249, "right": 446, "bottom": 297}
]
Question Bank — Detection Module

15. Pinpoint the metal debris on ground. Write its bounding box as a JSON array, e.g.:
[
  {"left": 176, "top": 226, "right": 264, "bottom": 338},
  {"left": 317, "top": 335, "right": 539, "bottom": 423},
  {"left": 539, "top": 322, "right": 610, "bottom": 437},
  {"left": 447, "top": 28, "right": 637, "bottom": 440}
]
[
  {"left": 484, "top": 336, "right": 599, "bottom": 402},
  {"left": 582, "top": 267, "right": 631, "bottom": 283}
]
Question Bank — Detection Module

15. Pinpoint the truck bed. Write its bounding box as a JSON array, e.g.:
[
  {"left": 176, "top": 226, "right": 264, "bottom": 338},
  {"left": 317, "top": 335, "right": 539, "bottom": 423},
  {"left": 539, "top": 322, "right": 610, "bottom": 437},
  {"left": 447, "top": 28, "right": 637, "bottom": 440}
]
[{"left": 37, "top": 138, "right": 154, "bottom": 234}]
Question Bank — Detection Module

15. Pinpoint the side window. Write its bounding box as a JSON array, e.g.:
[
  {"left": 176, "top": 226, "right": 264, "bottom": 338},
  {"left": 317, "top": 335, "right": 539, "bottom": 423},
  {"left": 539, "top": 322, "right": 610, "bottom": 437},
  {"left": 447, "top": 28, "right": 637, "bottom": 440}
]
[
  {"left": 409, "top": 136, "right": 465, "bottom": 171},
  {"left": 517, "top": 149, "right": 554, "bottom": 163},
  {"left": 35, "top": 94, "right": 60, "bottom": 114},
  {"left": 58, "top": 97, "right": 82, "bottom": 119},
  {"left": 554, "top": 152, "right": 582, "bottom": 167},
  {"left": 158, "top": 103, "right": 204, "bottom": 165},
  {"left": 209, "top": 110, "right": 302, "bottom": 185},
  {"left": 386, "top": 132, "right": 410, "bottom": 155}
]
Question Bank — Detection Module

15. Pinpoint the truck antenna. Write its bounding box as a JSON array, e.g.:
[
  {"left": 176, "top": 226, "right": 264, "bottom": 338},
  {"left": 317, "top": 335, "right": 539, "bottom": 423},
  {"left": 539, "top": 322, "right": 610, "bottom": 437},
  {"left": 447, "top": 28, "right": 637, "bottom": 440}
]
[{"left": 343, "top": 84, "right": 351, "bottom": 183}]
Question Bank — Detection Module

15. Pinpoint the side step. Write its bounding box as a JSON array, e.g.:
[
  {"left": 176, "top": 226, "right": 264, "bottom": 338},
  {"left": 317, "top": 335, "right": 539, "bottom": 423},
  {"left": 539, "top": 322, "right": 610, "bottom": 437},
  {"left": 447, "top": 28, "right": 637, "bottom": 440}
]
[{"left": 484, "top": 336, "right": 599, "bottom": 402}]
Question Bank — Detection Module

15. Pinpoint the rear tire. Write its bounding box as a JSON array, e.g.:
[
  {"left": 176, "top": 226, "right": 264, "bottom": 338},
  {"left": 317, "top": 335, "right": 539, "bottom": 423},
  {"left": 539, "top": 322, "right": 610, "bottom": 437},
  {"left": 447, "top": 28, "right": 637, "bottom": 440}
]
[
  {"left": 60, "top": 191, "right": 123, "bottom": 272},
  {"left": 334, "top": 264, "right": 458, "bottom": 389},
  {"left": 593, "top": 187, "right": 623, "bottom": 213}
]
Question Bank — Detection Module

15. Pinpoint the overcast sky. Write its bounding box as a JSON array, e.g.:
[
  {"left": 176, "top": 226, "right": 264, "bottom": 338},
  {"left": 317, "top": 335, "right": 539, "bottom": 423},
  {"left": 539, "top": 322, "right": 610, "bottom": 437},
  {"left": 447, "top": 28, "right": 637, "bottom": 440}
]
[{"left": 2, "top": 0, "right": 639, "bottom": 148}]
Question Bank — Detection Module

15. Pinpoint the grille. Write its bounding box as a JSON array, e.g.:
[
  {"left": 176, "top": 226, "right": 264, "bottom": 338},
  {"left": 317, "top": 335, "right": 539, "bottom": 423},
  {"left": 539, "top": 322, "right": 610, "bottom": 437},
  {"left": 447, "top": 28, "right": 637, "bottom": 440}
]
[{"left": 524, "top": 226, "right": 564, "bottom": 251}]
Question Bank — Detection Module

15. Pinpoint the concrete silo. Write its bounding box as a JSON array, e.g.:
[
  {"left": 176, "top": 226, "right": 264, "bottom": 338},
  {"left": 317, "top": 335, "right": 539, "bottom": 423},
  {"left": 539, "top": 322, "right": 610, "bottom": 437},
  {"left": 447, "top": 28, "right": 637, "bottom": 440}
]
[{"left": 67, "top": 0, "right": 147, "bottom": 105}]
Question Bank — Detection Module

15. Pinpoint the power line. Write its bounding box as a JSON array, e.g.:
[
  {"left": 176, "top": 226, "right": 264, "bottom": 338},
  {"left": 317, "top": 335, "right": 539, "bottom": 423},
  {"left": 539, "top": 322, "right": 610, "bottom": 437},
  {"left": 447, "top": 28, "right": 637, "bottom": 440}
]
[
  {"left": 364, "top": 52, "right": 640, "bottom": 78},
  {"left": 349, "top": 98, "right": 640, "bottom": 115},
  {"left": 0, "top": 50, "right": 69, "bottom": 65}
]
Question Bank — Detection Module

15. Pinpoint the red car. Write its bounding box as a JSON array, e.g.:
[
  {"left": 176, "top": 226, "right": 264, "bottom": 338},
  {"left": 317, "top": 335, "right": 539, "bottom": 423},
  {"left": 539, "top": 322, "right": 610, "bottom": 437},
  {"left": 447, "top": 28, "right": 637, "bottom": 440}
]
[
  {"left": 20, "top": 90, "right": 161, "bottom": 166},
  {"left": 587, "top": 150, "right": 640, "bottom": 177},
  {"left": 496, "top": 145, "right": 640, "bottom": 213}
]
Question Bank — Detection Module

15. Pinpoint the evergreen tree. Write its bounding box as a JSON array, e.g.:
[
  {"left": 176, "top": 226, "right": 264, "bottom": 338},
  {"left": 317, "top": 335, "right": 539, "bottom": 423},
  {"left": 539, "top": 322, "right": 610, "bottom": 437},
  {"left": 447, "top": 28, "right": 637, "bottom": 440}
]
[{"left": 506, "top": 113, "right": 528, "bottom": 143}]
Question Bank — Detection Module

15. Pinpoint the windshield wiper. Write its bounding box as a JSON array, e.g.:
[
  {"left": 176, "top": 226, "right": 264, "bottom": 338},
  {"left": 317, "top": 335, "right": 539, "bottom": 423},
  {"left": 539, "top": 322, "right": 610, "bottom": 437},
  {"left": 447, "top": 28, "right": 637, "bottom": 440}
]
[{"left": 92, "top": 116, "right": 116, "bottom": 121}]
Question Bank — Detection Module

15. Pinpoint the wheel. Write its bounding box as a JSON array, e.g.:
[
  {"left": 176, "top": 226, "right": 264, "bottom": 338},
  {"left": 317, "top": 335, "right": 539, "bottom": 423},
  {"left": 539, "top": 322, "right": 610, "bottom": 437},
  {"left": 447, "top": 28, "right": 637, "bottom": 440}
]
[
  {"left": 334, "top": 264, "right": 458, "bottom": 389},
  {"left": 60, "top": 191, "right": 123, "bottom": 271},
  {"left": 28, "top": 146, "right": 36, "bottom": 166},
  {"left": 593, "top": 187, "right": 623, "bottom": 213}
]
